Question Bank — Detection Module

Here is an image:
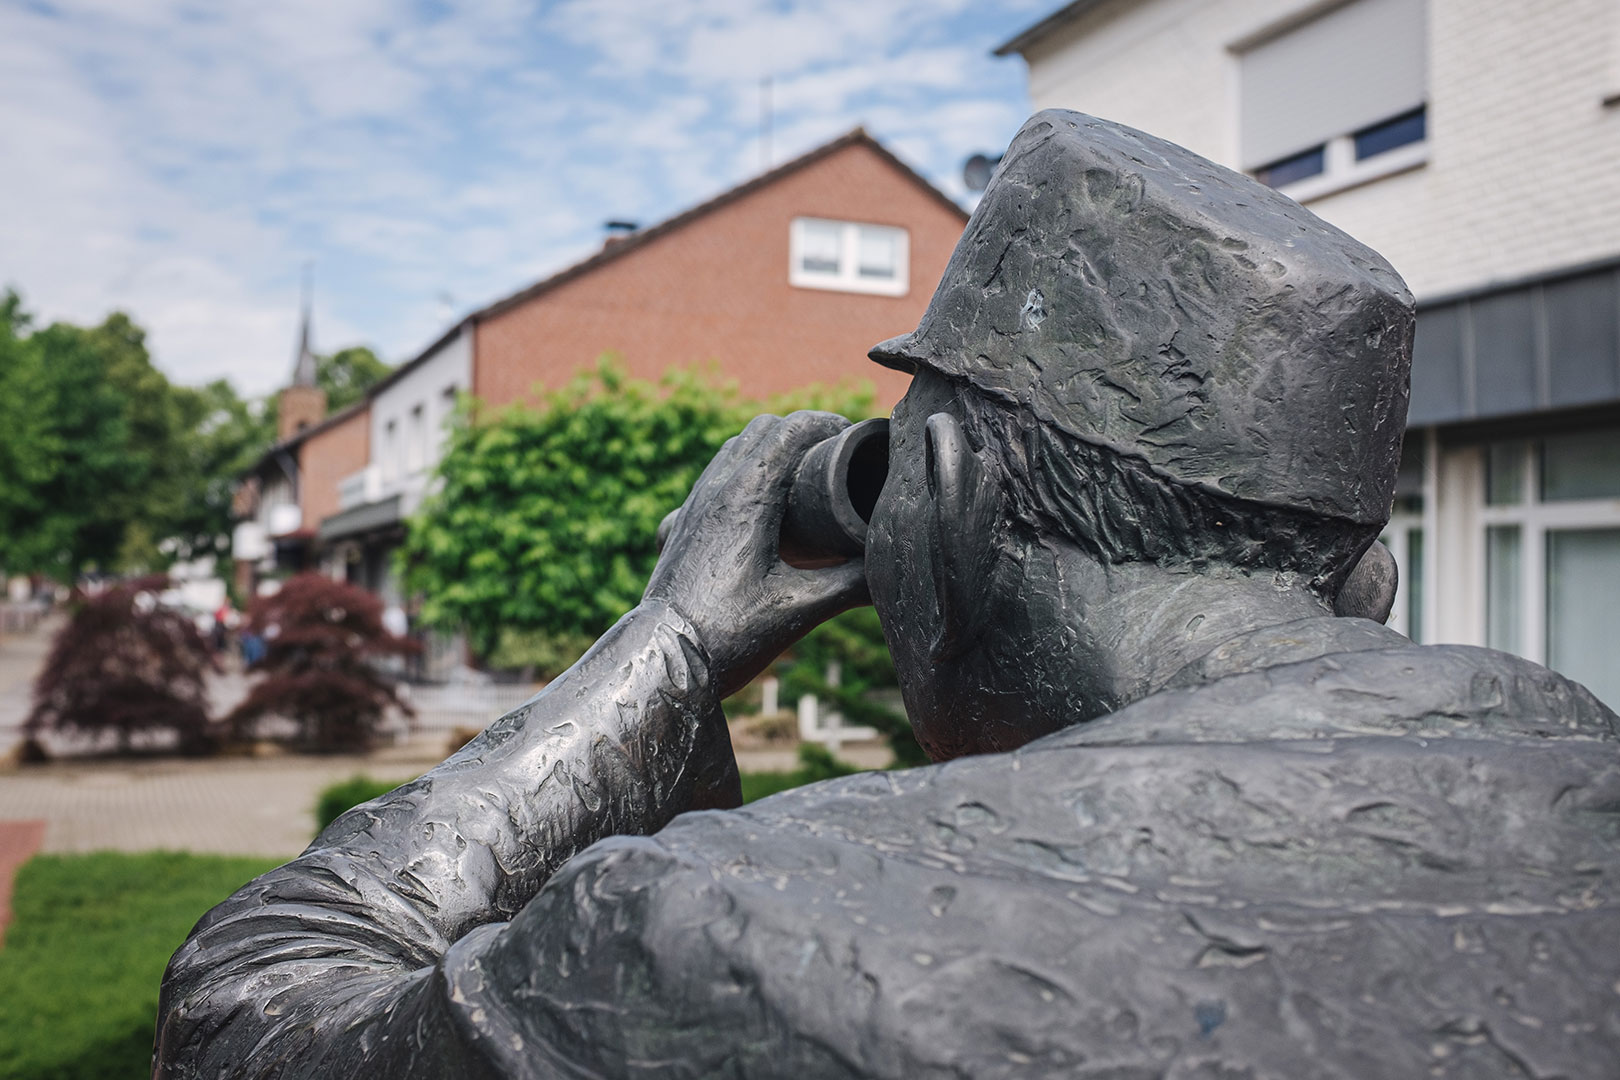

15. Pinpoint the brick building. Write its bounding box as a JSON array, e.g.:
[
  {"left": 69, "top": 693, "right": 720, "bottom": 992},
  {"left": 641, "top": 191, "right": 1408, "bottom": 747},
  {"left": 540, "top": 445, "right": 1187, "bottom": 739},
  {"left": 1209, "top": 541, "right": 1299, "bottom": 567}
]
[
  {"left": 237, "top": 127, "right": 968, "bottom": 666},
  {"left": 996, "top": 0, "right": 1620, "bottom": 708},
  {"left": 471, "top": 129, "right": 964, "bottom": 410}
]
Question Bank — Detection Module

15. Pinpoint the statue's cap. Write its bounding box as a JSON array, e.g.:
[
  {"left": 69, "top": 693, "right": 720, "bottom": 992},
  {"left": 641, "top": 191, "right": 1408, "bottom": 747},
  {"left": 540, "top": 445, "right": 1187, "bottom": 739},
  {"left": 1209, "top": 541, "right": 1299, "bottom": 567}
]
[{"left": 870, "top": 110, "right": 1414, "bottom": 526}]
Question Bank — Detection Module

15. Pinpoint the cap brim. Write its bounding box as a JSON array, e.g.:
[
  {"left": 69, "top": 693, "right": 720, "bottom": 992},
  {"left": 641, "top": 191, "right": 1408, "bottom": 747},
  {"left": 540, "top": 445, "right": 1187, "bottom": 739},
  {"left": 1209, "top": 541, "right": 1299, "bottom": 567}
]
[{"left": 867, "top": 332, "right": 922, "bottom": 373}]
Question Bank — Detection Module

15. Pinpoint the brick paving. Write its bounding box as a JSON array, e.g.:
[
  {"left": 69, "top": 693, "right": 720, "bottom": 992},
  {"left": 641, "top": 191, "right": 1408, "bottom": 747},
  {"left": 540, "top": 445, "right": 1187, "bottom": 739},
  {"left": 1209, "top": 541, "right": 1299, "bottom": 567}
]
[{"left": 0, "top": 819, "right": 45, "bottom": 946}]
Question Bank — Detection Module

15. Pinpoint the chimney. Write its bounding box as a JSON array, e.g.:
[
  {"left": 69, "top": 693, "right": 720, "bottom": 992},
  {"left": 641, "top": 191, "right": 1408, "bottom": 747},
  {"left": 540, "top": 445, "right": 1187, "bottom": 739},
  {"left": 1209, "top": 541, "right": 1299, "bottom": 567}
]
[
  {"left": 602, "top": 220, "right": 638, "bottom": 250},
  {"left": 277, "top": 269, "right": 327, "bottom": 441}
]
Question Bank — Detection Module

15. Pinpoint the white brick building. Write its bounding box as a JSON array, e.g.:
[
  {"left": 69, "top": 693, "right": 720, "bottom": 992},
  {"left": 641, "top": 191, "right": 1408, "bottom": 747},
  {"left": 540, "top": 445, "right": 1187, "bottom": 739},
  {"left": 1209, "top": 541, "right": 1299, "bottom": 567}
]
[{"left": 997, "top": 0, "right": 1620, "bottom": 708}]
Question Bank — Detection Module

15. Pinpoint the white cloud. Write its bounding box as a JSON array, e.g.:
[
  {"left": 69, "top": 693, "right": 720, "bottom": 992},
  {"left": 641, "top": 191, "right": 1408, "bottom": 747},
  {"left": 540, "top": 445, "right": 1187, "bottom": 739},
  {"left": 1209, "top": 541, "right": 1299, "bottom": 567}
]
[{"left": 0, "top": 0, "right": 1036, "bottom": 396}]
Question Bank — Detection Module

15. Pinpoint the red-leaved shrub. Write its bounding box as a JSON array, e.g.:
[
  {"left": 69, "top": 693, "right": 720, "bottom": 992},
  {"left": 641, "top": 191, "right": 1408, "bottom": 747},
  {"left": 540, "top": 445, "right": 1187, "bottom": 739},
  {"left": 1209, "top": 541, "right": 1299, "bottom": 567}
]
[
  {"left": 228, "top": 573, "right": 416, "bottom": 751},
  {"left": 26, "top": 575, "right": 219, "bottom": 755}
]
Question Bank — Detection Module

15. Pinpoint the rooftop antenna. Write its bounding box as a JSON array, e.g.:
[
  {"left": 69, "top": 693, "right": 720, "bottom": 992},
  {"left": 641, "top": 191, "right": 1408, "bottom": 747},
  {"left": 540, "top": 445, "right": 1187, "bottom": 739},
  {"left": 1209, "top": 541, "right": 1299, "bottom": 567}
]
[{"left": 759, "top": 75, "right": 773, "bottom": 171}]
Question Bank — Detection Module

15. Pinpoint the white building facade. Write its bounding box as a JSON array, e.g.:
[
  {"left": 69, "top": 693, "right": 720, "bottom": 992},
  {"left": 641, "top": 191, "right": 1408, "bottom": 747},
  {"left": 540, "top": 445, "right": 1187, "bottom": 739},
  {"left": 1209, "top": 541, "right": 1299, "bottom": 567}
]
[
  {"left": 315, "top": 322, "right": 473, "bottom": 676},
  {"left": 997, "top": 0, "right": 1620, "bottom": 708}
]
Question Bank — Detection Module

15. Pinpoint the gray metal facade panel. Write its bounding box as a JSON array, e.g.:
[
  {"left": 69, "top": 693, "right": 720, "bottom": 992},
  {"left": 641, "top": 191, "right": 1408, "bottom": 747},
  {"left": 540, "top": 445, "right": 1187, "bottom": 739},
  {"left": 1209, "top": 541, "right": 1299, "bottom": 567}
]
[
  {"left": 1408, "top": 263, "right": 1620, "bottom": 427},
  {"left": 1546, "top": 272, "right": 1620, "bottom": 408},
  {"left": 1470, "top": 290, "right": 1539, "bottom": 419},
  {"left": 317, "top": 495, "right": 403, "bottom": 542},
  {"left": 1409, "top": 304, "right": 1465, "bottom": 425}
]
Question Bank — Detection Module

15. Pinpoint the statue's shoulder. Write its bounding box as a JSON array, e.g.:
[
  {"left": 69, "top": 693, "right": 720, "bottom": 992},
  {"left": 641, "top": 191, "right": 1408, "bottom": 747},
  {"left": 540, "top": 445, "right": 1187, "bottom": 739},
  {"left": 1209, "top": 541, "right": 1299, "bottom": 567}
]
[{"left": 1057, "top": 617, "right": 1619, "bottom": 749}]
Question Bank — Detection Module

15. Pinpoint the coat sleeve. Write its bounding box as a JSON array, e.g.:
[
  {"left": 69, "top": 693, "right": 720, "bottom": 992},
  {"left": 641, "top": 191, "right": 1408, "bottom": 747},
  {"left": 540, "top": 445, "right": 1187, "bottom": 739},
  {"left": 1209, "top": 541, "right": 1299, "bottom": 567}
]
[{"left": 153, "top": 602, "right": 740, "bottom": 1079}]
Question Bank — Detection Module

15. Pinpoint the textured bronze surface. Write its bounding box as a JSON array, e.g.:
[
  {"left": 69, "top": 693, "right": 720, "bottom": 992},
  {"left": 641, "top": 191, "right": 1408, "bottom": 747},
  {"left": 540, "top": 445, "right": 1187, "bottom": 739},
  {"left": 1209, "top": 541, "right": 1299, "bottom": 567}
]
[{"left": 155, "top": 112, "right": 1620, "bottom": 1079}]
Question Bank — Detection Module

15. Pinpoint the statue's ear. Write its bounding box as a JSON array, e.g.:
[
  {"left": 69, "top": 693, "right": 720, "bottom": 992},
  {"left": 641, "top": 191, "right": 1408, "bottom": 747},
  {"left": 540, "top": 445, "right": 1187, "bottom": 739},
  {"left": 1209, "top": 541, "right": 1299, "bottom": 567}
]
[
  {"left": 1334, "top": 540, "right": 1399, "bottom": 624},
  {"left": 924, "top": 413, "right": 1002, "bottom": 662}
]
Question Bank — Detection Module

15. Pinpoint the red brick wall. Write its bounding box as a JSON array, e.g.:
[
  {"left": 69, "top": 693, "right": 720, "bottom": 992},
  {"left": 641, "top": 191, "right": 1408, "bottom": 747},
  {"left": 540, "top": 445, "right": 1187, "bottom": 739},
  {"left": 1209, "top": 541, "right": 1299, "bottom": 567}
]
[
  {"left": 277, "top": 385, "right": 327, "bottom": 442},
  {"left": 473, "top": 141, "right": 966, "bottom": 412},
  {"left": 300, "top": 406, "right": 369, "bottom": 529}
]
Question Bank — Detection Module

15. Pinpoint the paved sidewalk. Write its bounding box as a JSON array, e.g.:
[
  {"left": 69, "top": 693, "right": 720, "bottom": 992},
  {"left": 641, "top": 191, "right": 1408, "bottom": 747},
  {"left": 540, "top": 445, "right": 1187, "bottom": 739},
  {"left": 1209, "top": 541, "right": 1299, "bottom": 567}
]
[
  {"left": 0, "top": 616, "right": 55, "bottom": 752},
  {"left": 0, "top": 741, "right": 447, "bottom": 859}
]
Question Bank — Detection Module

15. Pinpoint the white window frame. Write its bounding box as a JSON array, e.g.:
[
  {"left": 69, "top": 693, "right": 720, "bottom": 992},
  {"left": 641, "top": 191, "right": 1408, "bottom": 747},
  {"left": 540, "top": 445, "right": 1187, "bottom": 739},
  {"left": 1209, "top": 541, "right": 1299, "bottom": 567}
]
[
  {"left": 789, "top": 218, "right": 909, "bottom": 297},
  {"left": 1270, "top": 132, "right": 1428, "bottom": 204},
  {"left": 1231, "top": 0, "right": 1430, "bottom": 203},
  {"left": 1478, "top": 440, "right": 1620, "bottom": 668},
  {"left": 1381, "top": 506, "right": 1424, "bottom": 641}
]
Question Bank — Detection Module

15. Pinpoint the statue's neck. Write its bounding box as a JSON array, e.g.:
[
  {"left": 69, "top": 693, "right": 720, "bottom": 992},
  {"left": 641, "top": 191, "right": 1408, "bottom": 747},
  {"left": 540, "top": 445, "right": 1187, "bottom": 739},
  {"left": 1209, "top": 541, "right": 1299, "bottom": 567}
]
[{"left": 1074, "top": 563, "right": 1337, "bottom": 711}]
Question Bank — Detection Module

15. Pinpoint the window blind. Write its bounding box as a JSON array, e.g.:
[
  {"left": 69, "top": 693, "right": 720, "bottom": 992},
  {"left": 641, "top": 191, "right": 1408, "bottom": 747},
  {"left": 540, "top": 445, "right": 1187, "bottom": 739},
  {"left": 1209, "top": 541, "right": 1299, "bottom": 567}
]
[{"left": 1239, "top": 0, "right": 1427, "bottom": 168}]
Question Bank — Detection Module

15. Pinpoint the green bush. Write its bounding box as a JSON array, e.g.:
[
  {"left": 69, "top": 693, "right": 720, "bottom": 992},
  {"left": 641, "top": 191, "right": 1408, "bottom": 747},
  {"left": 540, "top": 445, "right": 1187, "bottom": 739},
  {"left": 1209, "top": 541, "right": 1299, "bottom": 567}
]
[
  {"left": 0, "top": 851, "right": 280, "bottom": 1080},
  {"left": 399, "top": 359, "right": 880, "bottom": 659},
  {"left": 315, "top": 774, "right": 410, "bottom": 833}
]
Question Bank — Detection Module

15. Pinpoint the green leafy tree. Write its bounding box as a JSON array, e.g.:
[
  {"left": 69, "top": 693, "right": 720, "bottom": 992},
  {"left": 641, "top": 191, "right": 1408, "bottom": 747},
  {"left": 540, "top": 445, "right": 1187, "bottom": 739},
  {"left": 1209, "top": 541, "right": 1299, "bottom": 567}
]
[
  {"left": 164, "top": 379, "right": 277, "bottom": 563},
  {"left": 0, "top": 289, "right": 387, "bottom": 578},
  {"left": 317, "top": 346, "right": 391, "bottom": 411},
  {"left": 0, "top": 302, "right": 139, "bottom": 578},
  {"left": 0, "top": 291, "right": 60, "bottom": 574}
]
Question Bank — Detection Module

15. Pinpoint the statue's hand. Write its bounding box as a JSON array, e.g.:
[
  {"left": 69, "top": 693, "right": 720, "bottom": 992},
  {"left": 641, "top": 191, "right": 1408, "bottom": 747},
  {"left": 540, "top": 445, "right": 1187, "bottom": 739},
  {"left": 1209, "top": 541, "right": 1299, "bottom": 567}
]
[{"left": 645, "top": 411, "right": 871, "bottom": 699}]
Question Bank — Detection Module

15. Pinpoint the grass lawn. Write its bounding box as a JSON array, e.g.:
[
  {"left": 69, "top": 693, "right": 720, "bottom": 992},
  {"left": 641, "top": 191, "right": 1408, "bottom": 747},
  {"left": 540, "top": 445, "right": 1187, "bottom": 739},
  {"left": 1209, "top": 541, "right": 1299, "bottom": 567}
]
[
  {"left": 0, "top": 851, "right": 281, "bottom": 1080},
  {"left": 0, "top": 755, "right": 858, "bottom": 1079}
]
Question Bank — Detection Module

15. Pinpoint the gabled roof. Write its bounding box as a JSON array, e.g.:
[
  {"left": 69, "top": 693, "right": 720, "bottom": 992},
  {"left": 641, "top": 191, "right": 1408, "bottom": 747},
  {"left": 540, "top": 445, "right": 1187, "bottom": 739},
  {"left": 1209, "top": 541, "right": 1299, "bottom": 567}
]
[
  {"left": 473, "top": 127, "right": 966, "bottom": 324},
  {"left": 364, "top": 127, "right": 967, "bottom": 401},
  {"left": 993, "top": 1, "right": 1122, "bottom": 57}
]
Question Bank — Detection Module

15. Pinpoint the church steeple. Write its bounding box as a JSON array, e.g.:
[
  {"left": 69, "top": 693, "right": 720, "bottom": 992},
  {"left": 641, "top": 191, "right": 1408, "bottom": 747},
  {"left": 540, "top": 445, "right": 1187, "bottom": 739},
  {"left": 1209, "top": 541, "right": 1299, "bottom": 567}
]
[
  {"left": 291, "top": 265, "right": 318, "bottom": 388},
  {"left": 277, "top": 264, "right": 327, "bottom": 442}
]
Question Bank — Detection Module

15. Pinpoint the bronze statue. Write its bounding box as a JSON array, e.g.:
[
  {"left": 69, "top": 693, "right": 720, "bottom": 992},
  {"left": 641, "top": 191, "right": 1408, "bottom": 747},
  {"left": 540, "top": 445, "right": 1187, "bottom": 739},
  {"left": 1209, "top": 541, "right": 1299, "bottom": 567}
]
[{"left": 155, "top": 111, "right": 1620, "bottom": 1079}]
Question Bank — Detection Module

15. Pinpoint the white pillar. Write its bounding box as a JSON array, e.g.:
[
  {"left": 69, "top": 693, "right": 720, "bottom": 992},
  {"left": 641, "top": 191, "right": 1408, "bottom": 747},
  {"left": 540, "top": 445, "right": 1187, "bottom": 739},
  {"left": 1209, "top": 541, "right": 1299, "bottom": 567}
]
[
  {"left": 761, "top": 676, "right": 779, "bottom": 716},
  {"left": 797, "top": 694, "right": 819, "bottom": 742}
]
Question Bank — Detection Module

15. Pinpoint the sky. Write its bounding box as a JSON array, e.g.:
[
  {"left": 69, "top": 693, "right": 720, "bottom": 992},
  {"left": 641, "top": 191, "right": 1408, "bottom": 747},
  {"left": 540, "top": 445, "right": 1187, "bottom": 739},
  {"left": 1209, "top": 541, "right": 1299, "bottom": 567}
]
[{"left": 0, "top": 0, "right": 1045, "bottom": 396}]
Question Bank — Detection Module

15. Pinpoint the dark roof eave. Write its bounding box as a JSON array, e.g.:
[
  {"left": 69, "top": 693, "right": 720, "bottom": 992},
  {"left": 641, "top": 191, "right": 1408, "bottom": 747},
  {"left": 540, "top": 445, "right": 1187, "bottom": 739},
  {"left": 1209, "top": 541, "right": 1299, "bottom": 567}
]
[{"left": 992, "top": 0, "right": 1112, "bottom": 57}]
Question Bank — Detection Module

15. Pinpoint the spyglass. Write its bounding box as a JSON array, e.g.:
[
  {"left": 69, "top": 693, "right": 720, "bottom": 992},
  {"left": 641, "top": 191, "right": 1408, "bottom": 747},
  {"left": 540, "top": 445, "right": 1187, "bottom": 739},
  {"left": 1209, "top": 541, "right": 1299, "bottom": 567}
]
[{"left": 657, "top": 417, "right": 890, "bottom": 566}]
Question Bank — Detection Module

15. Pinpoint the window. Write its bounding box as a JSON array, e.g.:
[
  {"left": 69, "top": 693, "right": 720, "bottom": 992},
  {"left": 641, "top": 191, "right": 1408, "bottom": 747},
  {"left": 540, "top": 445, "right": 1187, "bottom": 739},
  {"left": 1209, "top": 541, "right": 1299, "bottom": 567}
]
[
  {"left": 789, "top": 218, "right": 909, "bottom": 296},
  {"left": 382, "top": 420, "right": 398, "bottom": 482},
  {"left": 1352, "top": 106, "right": 1426, "bottom": 160},
  {"left": 407, "top": 404, "right": 426, "bottom": 474},
  {"left": 437, "top": 384, "right": 458, "bottom": 456},
  {"left": 1254, "top": 146, "right": 1326, "bottom": 189},
  {"left": 1479, "top": 433, "right": 1620, "bottom": 709},
  {"left": 1238, "top": 0, "right": 1428, "bottom": 199}
]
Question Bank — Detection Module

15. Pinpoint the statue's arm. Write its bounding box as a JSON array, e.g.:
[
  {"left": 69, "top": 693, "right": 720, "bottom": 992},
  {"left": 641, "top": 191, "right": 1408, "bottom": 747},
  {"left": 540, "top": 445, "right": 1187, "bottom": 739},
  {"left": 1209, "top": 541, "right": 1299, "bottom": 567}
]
[
  {"left": 153, "top": 600, "right": 736, "bottom": 1078},
  {"left": 154, "top": 412, "right": 866, "bottom": 1078}
]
